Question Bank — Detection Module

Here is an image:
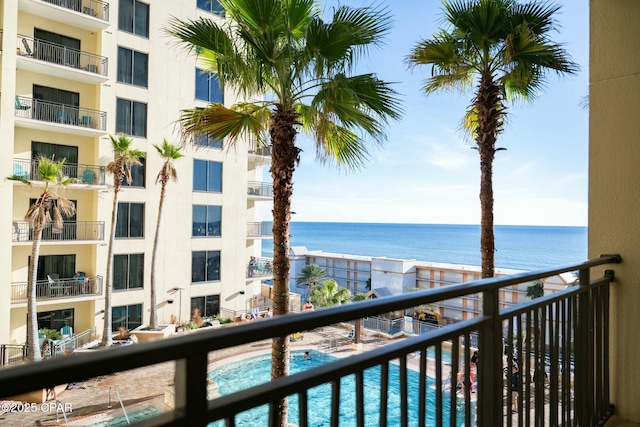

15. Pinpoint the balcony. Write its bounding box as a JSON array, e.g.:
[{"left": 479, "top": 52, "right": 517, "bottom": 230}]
[
  {"left": 10, "top": 275, "right": 103, "bottom": 304},
  {"left": 16, "top": 35, "right": 108, "bottom": 84},
  {"left": 12, "top": 158, "right": 106, "bottom": 188},
  {"left": 14, "top": 97, "right": 107, "bottom": 136},
  {"left": 248, "top": 146, "right": 271, "bottom": 166},
  {"left": 247, "top": 181, "right": 273, "bottom": 199},
  {"left": 247, "top": 257, "right": 273, "bottom": 279},
  {"left": 0, "top": 256, "right": 620, "bottom": 426},
  {"left": 247, "top": 221, "right": 272, "bottom": 239},
  {"left": 18, "top": 0, "right": 110, "bottom": 31},
  {"left": 12, "top": 220, "right": 105, "bottom": 244}
]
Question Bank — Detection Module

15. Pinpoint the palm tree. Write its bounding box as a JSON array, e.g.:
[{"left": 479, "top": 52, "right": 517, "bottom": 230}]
[
  {"left": 9, "top": 157, "right": 75, "bottom": 361},
  {"left": 309, "top": 279, "right": 352, "bottom": 308},
  {"left": 167, "top": 2, "right": 401, "bottom": 422},
  {"left": 295, "top": 264, "right": 327, "bottom": 301},
  {"left": 407, "top": 0, "right": 577, "bottom": 278},
  {"left": 526, "top": 280, "right": 544, "bottom": 299},
  {"left": 102, "top": 135, "right": 144, "bottom": 347},
  {"left": 149, "top": 140, "right": 183, "bottom": 330}
]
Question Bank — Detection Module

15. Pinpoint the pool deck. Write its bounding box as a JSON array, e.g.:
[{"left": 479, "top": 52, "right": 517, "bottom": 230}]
[{"left": 1, "top": 325, "right": 474, "bottom": 426}]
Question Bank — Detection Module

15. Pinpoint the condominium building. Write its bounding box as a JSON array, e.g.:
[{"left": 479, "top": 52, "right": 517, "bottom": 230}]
[{"left": 0, "top": 0, "right": 271, "bottom": 345}]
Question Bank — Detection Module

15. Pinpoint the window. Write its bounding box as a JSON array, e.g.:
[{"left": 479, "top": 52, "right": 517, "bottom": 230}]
[
  {"left": 112, "top": 303, "right": 142, "bottom": 332},
  {"left": 116, "top": 98, "right": 147, "bottom": 137},
  {"left": 192, "top": 251, "right": 220, "bottom": 283},
  {"left": 194, "top": 133, "right": 223, "bottom": 149},
  {"left": 115, "top": 202, "right": 144, "bottom": 238},
  {"left": 191, "top": 294, "right": 220, "bottom": 318},
  {"left": 192, "top": 205, "right": 221, "bottom": 237},
  {"left": 197, "top": 0, "right": 224, "bottom": 15},
  {"left": 117, "top": 47, "right": 148, "bottom": 87},
  {"left": 193, "top": 160, "right": 222, "bottom": 192},
  {"left": 31, "top": 142, "right": 78, "bottom": 170},
  {"left": 30, "top": 254, "right": 76, "bottom": 280},
  {"left": 118, "top": 0, "right": 149, "bottom": 38},
  {"left": 195, "top": 68, "right": 223, "bottom": 103},
  {"left": 37, "top": 308, "right": 74, "bottom": 332},
  {"left": 123, "top": 157, "right": 146, "bottom": 188},
  {"left": 114, "top": 254, "right": 144, "bottom": 291}
]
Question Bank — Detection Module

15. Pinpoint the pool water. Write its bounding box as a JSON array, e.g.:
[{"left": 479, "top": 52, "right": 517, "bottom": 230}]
[
  {"left": 209, "top": 350, "right": 471, "bottom": 427},
  {"left": 86, "top": 406, "right": 162, "bottom": 426}
]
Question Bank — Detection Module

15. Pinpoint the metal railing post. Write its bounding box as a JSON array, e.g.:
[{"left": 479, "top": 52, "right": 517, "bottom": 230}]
[
  {"left": 479, "top": 285, "right": 502, "bottom": 425},
  {"left": 576, "top": 266, "right": 591, "bottom": 426}
]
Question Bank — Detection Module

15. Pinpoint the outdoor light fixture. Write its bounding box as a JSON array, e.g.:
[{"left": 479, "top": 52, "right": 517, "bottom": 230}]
[
  {"left": 167, "top": 299, "right": 174, "bottom": 304},
  {"left": 239, "top": 290, "right": 245, "bottom": 295}
]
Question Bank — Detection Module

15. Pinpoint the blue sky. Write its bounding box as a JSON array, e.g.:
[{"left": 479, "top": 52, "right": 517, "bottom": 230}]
[{"left": 262, "top": 1, "right": 589, "bottom": 227}]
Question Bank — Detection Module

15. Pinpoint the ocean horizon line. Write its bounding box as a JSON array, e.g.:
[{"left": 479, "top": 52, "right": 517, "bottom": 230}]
[{"left": 286, "top": 221, "right": 587, "bottom": 229}]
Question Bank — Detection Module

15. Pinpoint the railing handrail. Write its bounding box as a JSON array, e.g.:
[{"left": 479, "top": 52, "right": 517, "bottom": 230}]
[
  {"left": 17, "top": 34, "right": 108, "bottom": 63},
  {"left": 15, "top": 96, "right": 106, "bottom": 117},
  {"left": 0, "top": 255, "right": 620, "bottom": 426}
]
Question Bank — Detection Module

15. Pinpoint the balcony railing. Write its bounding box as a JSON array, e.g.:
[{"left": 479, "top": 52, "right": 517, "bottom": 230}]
[
  {"left": 14, "top": 96, "right": 107, "bottom": 131},
  {"left": 12, "top": 220, "right": 105, "bottom": 243},
  {"left": 12, "top": 158, "right": 106, "bottom": 185},
  {"left": 247, "top": 221, "right": 273, "bottom": 238},
  {"left": 10, "top": 275, "right": 103, "bottom": 304},
  {"left": 17, "top": 35, "right": 108, "bottom": 76},
  {"left": 41, "top": 0, "right": 109, "bottom": 21},
  {"left": 0, "top": 256, "right": 620, "bottom": 426},
  {"left": 247, "top": 257, "right": 273, "bottom": 279},
  {"left": 247, "top": 181, "right": 273, "bottom": 198}
]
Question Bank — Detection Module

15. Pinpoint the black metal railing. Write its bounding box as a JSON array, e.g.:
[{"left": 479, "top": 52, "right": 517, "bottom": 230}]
[
  {"left": 0, "top": 256, "right": 619, "bottom": 426},
  {"left": 10, "top": 275, "right": 103, "bottom": 304},
  {"left": 0, "top": 345, "right": 27, "bottom": 368},
  {"left": 40, "top": 0, "right": 109, "bottom": 21},
  {"left": 12, "top": 158, "right": 106, "bottom": 185},
  {"left": 247, "top": 181, "right": 273, "bottom": 197},
  {"left": 17, "top": 35, "right": 108, "bottom": 76},
  {"left": 247, "top": 221, "right": 273, "bottom": 238},
  {"left": 12, "top": 220, "right": 105, "bottom": 243},
  {"left": 14, "top": 96, "right": 107, "bottom": 131}
]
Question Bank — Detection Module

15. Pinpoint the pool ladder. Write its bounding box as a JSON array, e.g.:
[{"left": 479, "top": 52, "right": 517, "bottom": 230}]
[
  {"left": 55, "top": 400, "right": 70, "bottom": 426},
  {"left": 108, "top": 386, "right": 131, "bottom": 424}
]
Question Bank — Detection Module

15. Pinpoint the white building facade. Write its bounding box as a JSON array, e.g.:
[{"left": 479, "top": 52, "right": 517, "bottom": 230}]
[{"left": 1, "top": 0, "right": 270, "bottom": 345}]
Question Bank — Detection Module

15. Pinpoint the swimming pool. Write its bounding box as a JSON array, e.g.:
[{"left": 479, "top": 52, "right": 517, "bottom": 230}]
[
  {"left": 208, "top": 350, "right": 471, "bottom": 427},
  {"left": 85, "top": 405, "right": 162, "bottom": 427}
]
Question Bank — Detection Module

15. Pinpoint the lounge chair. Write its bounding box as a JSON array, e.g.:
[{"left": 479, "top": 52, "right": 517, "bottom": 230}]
[
  {"left": 15, "top": 96, "right": 31, "bottom": 111},
  {"left": 21, "top": 38, "right": 32, "bottom": 56},
  {"left": 60, "top": 325, "right": 73, "bottom": 339},
  {"left": 82, "top": 169, "right": 95, "bottom": 184},
  {"left": 13, "top": 163, "right": 28, "bottom": 179}
]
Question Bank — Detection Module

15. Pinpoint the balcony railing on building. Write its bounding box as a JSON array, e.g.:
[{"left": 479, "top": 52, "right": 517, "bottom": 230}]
[
  {"left": 248, "top": 146, "right": 271, "bottom": 165},
  {"left": 17, "top": 35, "right": 108, "bottom": 76},
  {"left": 0, "top": 256, "right": 619, "bottom": 426},
  {"left": 12, "top": 220, "right": 105, "bottom": 243},
  {"left": 12, "top": 158, "right": 106, "bottom": 186},
  {"left": 10, "top": 275, "right": 103, "bottom": 304},
  {"left": 14, "top": 96, "right": 107, "bottom": 131},
  {"left": 247, "top": 258, "right": 273, "bottom": 279},
  {"left": 247, "top": 181, "right": 273, "bottom": 198},
  {"left": 247, "top": 221, "right": 272, "bottom": 238},
  {"left": 41, "top": 0, "right": 110, "bottom": 21}
]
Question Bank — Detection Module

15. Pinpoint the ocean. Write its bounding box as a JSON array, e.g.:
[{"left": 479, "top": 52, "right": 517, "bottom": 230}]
[{"left": 262, "top": 222, "right": 588, "bottom": 271}]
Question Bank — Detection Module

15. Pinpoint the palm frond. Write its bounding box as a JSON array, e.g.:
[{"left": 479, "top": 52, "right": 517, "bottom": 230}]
[{"left": 179, "top": 103, "right": 270, "bottom": 147}]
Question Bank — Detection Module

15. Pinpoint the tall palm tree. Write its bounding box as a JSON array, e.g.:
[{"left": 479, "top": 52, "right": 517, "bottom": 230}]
[
  {"left": 295, "top": 263, "right": 327, "bottom": 301},
  {"left": 102, "top": 135, "right": 144, "bottom": 347},
  {"left": 407, "top": 0, "right": 577, "bottom": 278},
  {"left": 149, "top": 140, "right": 183, "bottom": 330},
  {"left": 9, "top": 157, "right": 75, "bottom": 361},
  {"left": 167, "top": 2, "right": 401, "bottom": 422},
  {"left": 309, "top": 279, "right": 352, "bottom": 308},
  {"left": 526, "top": 280, "right": 544, "bottom": 299}
]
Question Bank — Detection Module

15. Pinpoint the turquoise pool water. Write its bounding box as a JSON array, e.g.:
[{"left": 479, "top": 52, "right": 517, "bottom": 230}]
[
  {"left": 208, "top": 350, "right": 470, "bottom": 427},
  {"left": 86, "top": 405, "right": 162, "bottom": 426}
]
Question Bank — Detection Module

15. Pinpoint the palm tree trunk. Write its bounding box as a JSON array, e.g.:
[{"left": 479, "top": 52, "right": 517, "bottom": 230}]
[
  {"left": 101, "top": 184, "right": 120, "bottom": 346},
  {"left": 27, "top": 228, "right": 43, "bottom": 362},
  {"left": 269, "top": 105, "right": 300, "bottom": 426},
  {"left": 475, "top": 72, "right": 502, "bottom": 278},
  {"left": 150, "top": 179, "right": 167, "bottom": 330}
]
